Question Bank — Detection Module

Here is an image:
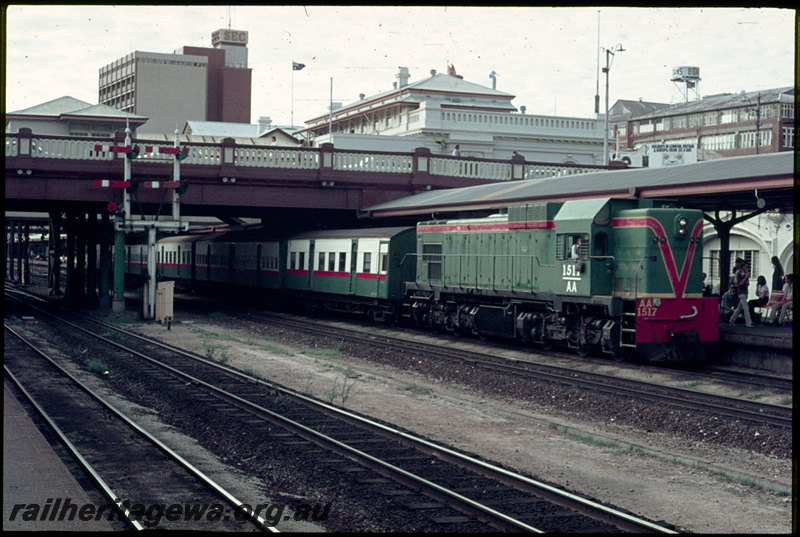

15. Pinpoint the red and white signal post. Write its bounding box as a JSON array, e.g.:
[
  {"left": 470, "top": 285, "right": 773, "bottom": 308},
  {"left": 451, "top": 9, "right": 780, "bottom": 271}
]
[{"left": 106, "top": 126, "right": 190, "bottom": 319}]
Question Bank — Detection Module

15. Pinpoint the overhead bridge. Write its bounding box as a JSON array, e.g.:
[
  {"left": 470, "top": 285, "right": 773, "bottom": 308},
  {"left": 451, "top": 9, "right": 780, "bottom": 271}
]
[{"left": 5, "top": 128, "right": 609, "bottom": 220}]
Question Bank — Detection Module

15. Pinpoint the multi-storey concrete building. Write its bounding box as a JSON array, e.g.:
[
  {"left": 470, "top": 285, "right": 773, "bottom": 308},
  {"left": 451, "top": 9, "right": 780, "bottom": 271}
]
[{"left": 98, "top": 28, "right": 252, "bottom": 134}]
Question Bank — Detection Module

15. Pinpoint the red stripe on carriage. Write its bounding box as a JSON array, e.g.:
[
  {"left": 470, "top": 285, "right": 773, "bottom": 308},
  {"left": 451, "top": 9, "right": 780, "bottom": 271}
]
[
  {"left": 356, "top": 272, "right": 387, "bottom": 280},
  {"left": 313, "top": 271, "right": 350, "bottom": 278}
]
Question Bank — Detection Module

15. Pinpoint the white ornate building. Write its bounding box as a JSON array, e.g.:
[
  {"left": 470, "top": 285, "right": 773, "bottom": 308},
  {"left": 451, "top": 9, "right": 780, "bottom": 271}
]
[{"left": 299, "top": 67, "right": 606, "bottom": 164}]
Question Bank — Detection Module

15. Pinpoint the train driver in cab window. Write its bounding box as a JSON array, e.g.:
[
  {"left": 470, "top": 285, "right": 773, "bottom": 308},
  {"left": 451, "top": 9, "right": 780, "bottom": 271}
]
[{"left": 570, "top": 236, "right": 582, "bottom": 260}]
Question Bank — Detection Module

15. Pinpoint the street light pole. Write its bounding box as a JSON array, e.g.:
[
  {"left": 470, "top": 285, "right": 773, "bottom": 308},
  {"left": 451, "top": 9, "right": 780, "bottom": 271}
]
[{"left": 602, "top": 44, "right": 624, "bottom": 166}]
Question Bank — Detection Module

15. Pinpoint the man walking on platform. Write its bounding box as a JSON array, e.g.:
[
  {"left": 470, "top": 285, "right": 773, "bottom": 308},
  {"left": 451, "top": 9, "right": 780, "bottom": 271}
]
[{"left": 729, "top": 258, "right": 753, "bottom": 327}]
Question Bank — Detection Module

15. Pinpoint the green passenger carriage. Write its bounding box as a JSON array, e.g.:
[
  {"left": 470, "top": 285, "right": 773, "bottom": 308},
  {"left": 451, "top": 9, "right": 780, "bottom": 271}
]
[{"left": 283, "top": 227, "right": 416, "bottom": 321}]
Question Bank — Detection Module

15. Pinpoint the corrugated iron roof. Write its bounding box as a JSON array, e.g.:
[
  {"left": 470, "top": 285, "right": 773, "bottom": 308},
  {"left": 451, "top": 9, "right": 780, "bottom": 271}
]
[
  {"left": 7, "top": 96, "right": 147, "bottom": 120},
  {"left": 363, "top": 151, "right": 793, "bottom": 215},
  {"left": 632, "top": 86, "right": 794, "bottom": 120}
]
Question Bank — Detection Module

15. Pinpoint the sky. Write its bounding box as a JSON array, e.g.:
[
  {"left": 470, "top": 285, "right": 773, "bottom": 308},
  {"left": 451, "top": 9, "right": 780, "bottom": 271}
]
[{"left": 3, "top": 6, "right": 796, "bottom": 127}]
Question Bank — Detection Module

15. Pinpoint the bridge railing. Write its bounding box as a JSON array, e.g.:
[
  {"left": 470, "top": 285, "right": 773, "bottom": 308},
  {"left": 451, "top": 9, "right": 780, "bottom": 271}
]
[{"left": 5, "top": 131, "right": 609, "bottom": 181}]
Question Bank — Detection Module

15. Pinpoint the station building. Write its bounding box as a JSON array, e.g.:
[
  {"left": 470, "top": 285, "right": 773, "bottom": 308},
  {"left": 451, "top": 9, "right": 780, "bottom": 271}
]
[{"left": 98, "top": 29, "right": 252, "bottom": 135}]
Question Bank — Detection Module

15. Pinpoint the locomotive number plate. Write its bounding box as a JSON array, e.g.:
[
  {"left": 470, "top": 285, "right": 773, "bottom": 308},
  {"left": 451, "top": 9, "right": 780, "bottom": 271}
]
[{"left": 636, "top": 298, "right": 660, "bottom": 317}]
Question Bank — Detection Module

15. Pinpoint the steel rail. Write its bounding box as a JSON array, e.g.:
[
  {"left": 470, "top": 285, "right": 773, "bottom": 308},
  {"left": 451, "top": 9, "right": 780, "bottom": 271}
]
[
  {"left": 260, "top": 314, "right": 792, "bottom": 428},
  {"left": 22, "top": 300, "right": 676, "bottom": 533},
  {"left": 4, "top": 364, "right": 146, "bottom": 531},
  {"left": 3, "top": 323, "right": 278, "bottom": 533}
]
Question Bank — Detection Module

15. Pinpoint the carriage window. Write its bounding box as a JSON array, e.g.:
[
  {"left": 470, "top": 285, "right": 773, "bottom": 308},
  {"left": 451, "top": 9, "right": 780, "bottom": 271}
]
[
  {"left": 328, "top": 252, "right": 336, "bottom": 271},
  {"left": 298, "top": 252, "right": 305, "bottom": 270},
  {"left": 318, "top": 252, "right": 325, "bottom": 270},
  {"left": 363, "top": 252, "right": 372, "bottom": 273},
  {"left": 381, "top": 253, "right": 388, "bottom": 272},
  {"left": 290, "top": 252, "right": 296, "bottom": 270},
  {"left": 338, "top": 252, "right": 347, "bottom": 272}
]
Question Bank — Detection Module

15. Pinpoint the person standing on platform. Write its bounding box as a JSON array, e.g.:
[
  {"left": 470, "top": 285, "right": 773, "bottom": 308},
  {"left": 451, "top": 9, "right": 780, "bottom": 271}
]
[
  {"left": 729, "top": 259, "right": 753, "bottom": 327},
  {"left": 452, "top": 144, "right": 461, "bottom": 157},
  {"left": 771, "top": 256, "right": 785, "bottom": 292}
]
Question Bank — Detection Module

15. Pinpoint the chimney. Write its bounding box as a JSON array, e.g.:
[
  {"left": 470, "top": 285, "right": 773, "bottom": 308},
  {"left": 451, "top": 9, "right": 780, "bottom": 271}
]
[
  {"left": 359, "top": 93, "right": 365, "bottom": 100},
  {"left": 258, "top": 116, "right": 272, "bottom": 135},
  {"left": 520, "top": 106, "right": 526, "bottom": 115},
  {"left": 430, "top": 69, "right": 437, "bottom": 76},
  {"left": 396, "top": 67, "right": 410, "bottom": 88}
]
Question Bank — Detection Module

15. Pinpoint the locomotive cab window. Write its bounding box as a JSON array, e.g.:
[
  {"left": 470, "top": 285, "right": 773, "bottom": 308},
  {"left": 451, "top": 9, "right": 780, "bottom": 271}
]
[{"left": 557, "top": 234, "right": 588, "bottom": 260}]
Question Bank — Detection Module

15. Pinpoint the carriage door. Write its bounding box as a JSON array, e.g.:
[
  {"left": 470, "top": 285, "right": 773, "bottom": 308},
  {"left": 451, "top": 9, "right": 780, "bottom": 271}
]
[
  {"left": 307, "top": 241, "right": 315, "bottom": 289},
  {"left": 376, "top": 240, "right": 390, "bottom": 297},
  {"left": 350, "top": 239, "right": 358, "bottom": 294}
]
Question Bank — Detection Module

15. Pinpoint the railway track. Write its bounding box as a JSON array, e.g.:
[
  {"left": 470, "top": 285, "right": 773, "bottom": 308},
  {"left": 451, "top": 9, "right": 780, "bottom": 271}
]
[
  {"left": 250, "top": 311, "right": 792, "bottom": 430},
  {"left": 5, "top": 289, "right": 677, "bottom": 532},
  {"left": 4, "top": 325, "right": 276, "bottom": 532}
]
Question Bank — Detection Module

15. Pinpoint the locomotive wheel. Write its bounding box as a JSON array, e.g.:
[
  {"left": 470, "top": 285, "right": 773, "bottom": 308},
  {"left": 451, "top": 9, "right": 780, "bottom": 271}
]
[{"left": 576, "top": 338, "right": 592, "bottom": 357}]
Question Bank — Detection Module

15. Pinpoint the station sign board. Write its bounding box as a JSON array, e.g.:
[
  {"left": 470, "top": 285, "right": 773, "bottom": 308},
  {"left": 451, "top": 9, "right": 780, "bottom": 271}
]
[{"left": 648, "top": 143, "right": 697, "bottom": 167}]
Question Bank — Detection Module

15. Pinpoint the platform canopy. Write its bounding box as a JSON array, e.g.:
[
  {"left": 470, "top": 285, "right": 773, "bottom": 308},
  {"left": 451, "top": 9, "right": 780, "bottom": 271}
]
[{"left": 361, "top": 151, "right": 794, "bottom": 218}]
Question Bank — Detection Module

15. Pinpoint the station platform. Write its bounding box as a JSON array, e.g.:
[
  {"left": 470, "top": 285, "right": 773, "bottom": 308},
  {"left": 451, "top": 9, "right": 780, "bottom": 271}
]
[
  {"left": 717, "top": 321, "right": 793, "bottom": 374},
  {"left": 3, "top": 383, "right": 114, "bottom": 531}
]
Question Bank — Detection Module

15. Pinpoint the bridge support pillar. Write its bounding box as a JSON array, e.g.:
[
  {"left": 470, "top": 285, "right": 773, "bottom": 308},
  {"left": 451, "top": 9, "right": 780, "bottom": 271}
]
[
  {"left": 112, "top": 227, "right": 126, "bottom": 313},
  {"left": 64, "top": 212, "right": 77, "bottom": 299},
  {"left": 48, "top": 212, "right": 62, "bottom": 295},
  {"left": 98, "top": 213, "right": 112, "bottom": 309},
  {"left": 87, "top": 212, "right": 98, "bottom": 305},
  {"left": 75, "top": 212, "right": 87, "bottom": 301}
]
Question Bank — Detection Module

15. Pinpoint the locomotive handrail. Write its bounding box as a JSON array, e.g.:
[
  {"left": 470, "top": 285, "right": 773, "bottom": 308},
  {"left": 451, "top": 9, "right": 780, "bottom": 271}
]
[
  {"left": 631, "top": 255, "right": 656, "bottom": 302},
  {"left": 585, "top": 255, "right": 617, "bottom": 300}
]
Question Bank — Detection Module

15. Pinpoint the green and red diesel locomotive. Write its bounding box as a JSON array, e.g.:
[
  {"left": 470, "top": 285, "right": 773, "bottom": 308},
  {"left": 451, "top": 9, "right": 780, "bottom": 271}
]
[{"left": 126, "top": 197, "right": 718, "bottom": 363}]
